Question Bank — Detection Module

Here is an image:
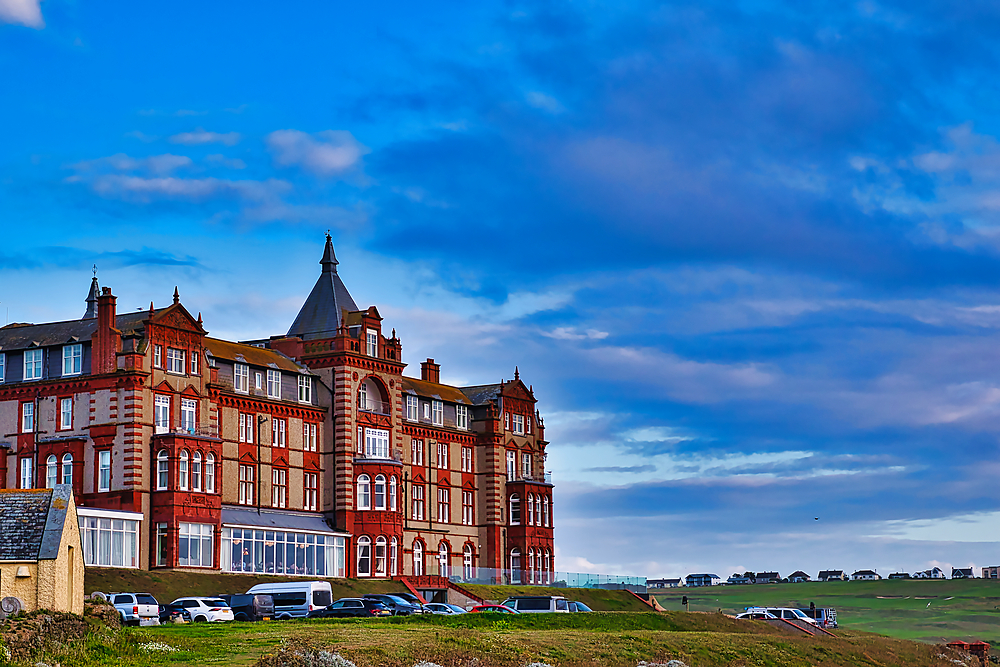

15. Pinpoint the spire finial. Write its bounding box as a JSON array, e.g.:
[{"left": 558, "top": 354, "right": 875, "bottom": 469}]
[
  {"left": 173, "top": 286, "right": 180, "bottom": 304},
  {"left": 320, "top": 234, "right": 339, "bottom": 273},
  {"left": 149, "top": 301, "right": 154, "bottom": 313},
  {"left": 93, "top": 263, "right": 98, "bottom": 278},
  {"left": 514, "top": 366, "right": 519, "bottom": 380}
]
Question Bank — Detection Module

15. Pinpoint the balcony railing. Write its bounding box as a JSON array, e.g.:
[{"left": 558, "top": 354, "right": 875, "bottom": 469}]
[
  {"left": 153, "top": 424, "right": 219, "bottom": 439},
  {"left": 357, "top": 396, "right": 391, "bottom": 415},
  {"left": 506, "top": 471, "right": 553, "bottom": 484}
]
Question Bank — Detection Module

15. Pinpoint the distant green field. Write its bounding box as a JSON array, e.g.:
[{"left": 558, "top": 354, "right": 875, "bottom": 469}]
[{"left": 652, "top": 579, "right": 1000, "bottom": 644}]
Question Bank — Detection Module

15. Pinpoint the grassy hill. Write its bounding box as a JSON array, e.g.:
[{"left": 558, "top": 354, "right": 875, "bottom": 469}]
[{"left": 652, "top": 578, "right": 1000, "bottom": 644}]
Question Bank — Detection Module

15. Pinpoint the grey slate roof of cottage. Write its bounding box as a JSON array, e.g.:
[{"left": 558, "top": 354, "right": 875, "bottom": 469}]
[
  {"left": 0, "top": 487, "right": 73, "bottom": 561},
  {"left": 286, "top": 235, "right": 359, "bottom": 341}
]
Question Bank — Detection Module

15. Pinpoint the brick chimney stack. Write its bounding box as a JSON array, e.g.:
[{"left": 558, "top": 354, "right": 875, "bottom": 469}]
[
  {"left": 92, "top": 286, "right": 120, "bottom": 375},
  {"left": 420, "top": 358, "right": 440, "bottom": 384}
]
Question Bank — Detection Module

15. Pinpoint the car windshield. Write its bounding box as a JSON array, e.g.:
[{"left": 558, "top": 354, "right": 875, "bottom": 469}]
[
  {"left": 384, "top": 595, "right": 410, "bottom": 604},
  {"left": 574, "top": 602, "right": 593, "bottom": 612},
  {"left": 792, "top": 610, "right": 809, "bottom": 619}
]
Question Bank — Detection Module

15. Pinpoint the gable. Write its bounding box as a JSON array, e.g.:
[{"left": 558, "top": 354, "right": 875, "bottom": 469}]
[
  {"left": 149, "top": 303, "right": 206, "bottom": 335},
  {"left": 0, "top": 489, "right": 53, "bottom": 561}
]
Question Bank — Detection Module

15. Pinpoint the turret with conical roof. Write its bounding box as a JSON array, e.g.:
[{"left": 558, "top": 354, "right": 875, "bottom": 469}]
[
  {"left": 82, "top": 276, "right": 100, "bottom": 319},
  {"left": 286, "top": 234, "right": 359, "bottom": 340}
]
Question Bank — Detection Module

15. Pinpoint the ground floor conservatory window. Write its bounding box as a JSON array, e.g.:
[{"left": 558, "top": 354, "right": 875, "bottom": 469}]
[
  {"left": 221, "top": 527, "right": 346, "bottom": 577},
  {"left": 80, "top": 517, "right": 139, "bottom": 568},
  {"left": 178, "top": 522, "right": 214, "bottom": 568}
]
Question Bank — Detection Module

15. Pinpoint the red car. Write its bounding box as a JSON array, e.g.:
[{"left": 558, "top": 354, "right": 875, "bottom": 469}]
[{"left": 470, "top": 604, "right": 519, "bottom": 614}]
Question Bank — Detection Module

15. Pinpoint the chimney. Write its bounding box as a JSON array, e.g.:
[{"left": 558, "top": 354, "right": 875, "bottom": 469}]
[
  {"left": 92, "top": 286, "right": 120, "bottom": 375},
  {"left": 420, "top": 358, "right": 440, "bottom": 384}
]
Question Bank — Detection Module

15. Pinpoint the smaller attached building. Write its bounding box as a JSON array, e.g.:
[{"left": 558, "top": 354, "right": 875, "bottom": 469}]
[{"left": 0, "top": 485, "right": 84, "bottom": 614}]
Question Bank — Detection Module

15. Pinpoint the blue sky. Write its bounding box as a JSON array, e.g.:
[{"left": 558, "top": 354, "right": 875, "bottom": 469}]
[{"left": 5, "top": 0, "right": 1000, "bottom": 580}]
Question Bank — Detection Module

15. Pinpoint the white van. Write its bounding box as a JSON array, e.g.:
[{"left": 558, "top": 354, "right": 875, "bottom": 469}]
[
  {"left": 500, "top": 595, "right": 570, "bottom": 613},
  {"left": 246, "top": 581, "right": 333, "bottom": 619}
]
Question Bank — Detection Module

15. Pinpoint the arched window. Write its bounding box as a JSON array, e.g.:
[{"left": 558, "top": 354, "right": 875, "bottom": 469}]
[
  {"left": 389, "top": 476, "right": 397, "bottom": 511},
  {"left": 542, "top": 496, "right": 549, "bottom": 527},
  {"left": 509, "top": 494, "right": 521, "bottom": 525},
  {"left": 528, "top": 549, "right": 535, "bottom": 584},
  {"left": 527, "top": 494, "right": 534, "bottom": 525},
  {"left": 535, "top": 547, "right": 542, "bottom": 582},
  {"left": 438, "top": 541, "right": 450, "bottom": 578},
  {"left": 390, "top": 537, "right": 398, "bottom": 576},
  {"left": 179, "top": 450, "right": 189, "bottom": 490},
  {"left": 510, "top": 548, "right": 522, "bottom": 584},
  {"left": 463, "top": 544, "right": 474, "bottom": 581},
  {"left": 375, "top": 536, "right": 387, "bottom": 576},
  {"left": 192, "top": 451, "right": 202, "bottom": 492},
  {"left": 61, "top": 453, "right": 73, "bottom": 486},
  {"left": 357, "top": 536, "right": 371, "bottom": 577},
  {"left": 535, "top": 494, "right": 542, "bottom": 525},
  {"left": 46, "top": 455, "right": 57, "bottom": 488},
  {"left": 413, "top": 541, "right": 424, "bottom": 576},
  {"left": 205, "top": 453, "right": 216, "bottom": 493},
  {"left": 357, "top": 474, "right": 371, "bottom": 510},
  {"left": 544, "top": 549, "right": 551, "bottom": 584},
  {"left": 374, "top": 474, "right": 386, "bottom": 510},
  {"left": 156, "top": 450, "right": 169, "bottom": 490}
]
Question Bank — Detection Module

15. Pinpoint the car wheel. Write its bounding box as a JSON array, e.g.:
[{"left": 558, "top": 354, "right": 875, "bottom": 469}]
[
  {"left": 235, "top": 613, "right": 248, "bottom": 622},
  {"left": 194, "top": 615, "right": 207, "bottom": 623}
]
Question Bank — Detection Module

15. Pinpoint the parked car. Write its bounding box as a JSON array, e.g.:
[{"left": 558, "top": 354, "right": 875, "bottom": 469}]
[
  {"left": 390, "top": 592, "right": 427, "bottom": 609},
  {"left": 424, "top": 603, "right": 467, "bottom": 615},
  {"left": 735, "top": 611, "right": 777, "bottom": 620},
  {"left": 247, "top": 581, "right": 333, "bottom": 619},
  {"left": 170, "top": 597, "right": 235, "bottom": 623},
  {"left": 218, "top": 594, "right": 275, "bottom": 622},
  {"left": 746, "top": 607, "right": 818, "bottom": 626},
  {"left": 568, "top": 601, "right": 593, "bottom": 612},
  {"left": 501, "top": 596, "right": 570, "bottom": 613},
  {"left": 158, "top": 603, "right": 191, "bottom": 624},
  {"left": 309, "top": 598, "right": 392, "bottom": 618},
  {"left": 109, "top": 592, "right": 160, "bottom": 626},
  {"left": 800, "top": 607, "right": 838, "bottom": 628},
  {"left": 470, "top": 604, "right": 519, "bottom": 614},
  {"left": 361, "top": 594, "right": 424, "bottom": 616}
]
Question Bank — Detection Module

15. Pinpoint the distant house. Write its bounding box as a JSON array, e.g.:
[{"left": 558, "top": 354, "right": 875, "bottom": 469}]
[
  {"left": 685, "top": 573, "right": 721, "bottom": 587},
  {"left": 727, "top": 573, "right": 752, "bottom": 585},
  {"left": 851, "top": 570, "right": 882, "bottom": 581},
  {"left": 818, "top": 570, "right": 847, "bottom": 581},
  {"left": 951, "top": 568, "right": 974, "bottom": 579},
  {"left": 983, "top": 566, "right": 1000, "bottom": 579},
  {"left": 788, "top": 571, "right": 811, "bottom": 583},
  {"left": 648, "top": 578, "right": 682, "bottom": 589},
  {"left": 888, "top": 572, "right": 911, "bottom": 580},
  {"left": 0, "top": 486, "right": 84, "bottom": 615},
  {"left": 754, "top": 571, "right": 780, "bottom": 584},
  {"left": 913, "top": 567, "right": 946, "bottom": 579}
]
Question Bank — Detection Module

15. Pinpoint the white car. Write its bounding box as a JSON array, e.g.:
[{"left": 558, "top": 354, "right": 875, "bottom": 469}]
[
  {"left": 424, "top": 603, "right": 467, "bottom": 615},
  {"left": 746, "top": 607, "right": 818, "bottom": 625},
  {"left": 171, "top": 597, "right": 235, "bottom": 623}
]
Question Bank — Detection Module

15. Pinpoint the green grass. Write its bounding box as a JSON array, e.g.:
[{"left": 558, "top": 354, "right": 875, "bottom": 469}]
[{"left": 652, "top": 578, "right": 1000, "bottom": 644}]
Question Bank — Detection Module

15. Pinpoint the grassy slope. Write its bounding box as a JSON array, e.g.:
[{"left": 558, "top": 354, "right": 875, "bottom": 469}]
[
  {"left": 130, "top": 612, "right": 950, "bottom": 667},
  {"left": 83, "top": 569, "right": 649, "bottom": 612},
  {"left": 652, "top": 578, "right": 1000, "bottom": 644}
]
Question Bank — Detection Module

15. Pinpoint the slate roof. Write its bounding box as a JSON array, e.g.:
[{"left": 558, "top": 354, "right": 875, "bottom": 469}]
[
  {"left": 204, "top": 337, "right": 312, "bottom": 375},
  {"left": 460, "top": 383, "right": 504, "bottom": 405},
  {"left": 401, "top": 377, "right": 471, "bottom": 404},
  {"left": 0, "top": 489, "right": 55, "bottom": 560},
  {"left": 286, "top": 235, "right": 359, "bottom": 341},
  {"left": 0, "top": 311, "right": 153, "bottom": 353}
]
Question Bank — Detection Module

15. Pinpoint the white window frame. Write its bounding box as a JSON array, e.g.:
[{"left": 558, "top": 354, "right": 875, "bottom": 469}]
[
  {"left": 375, "top": 536, "right": 387, "bottom": 576},
  {"left": 411, "top": 439, "right": 423, "bottom": 465},
  {"left": 357, "top": 474, "right": 371, "bottom": 510},
  {"left": 512, "top": 413, "right": 525, "bottom": 435},
  {"left": 411, "top": 484, "right": 424, "bottom": 520},
  {"left": 304, "top": 472, "right": 318, "bottom": 511},
  {"left": 19, "top": 457, "right": 32, "bottom": 489},
  {"left": 506, "top": 450, "right": 516, "bottom": 479},
  {"left": 181, "top": 398, "right": 197, "bottom": 433},
  {"left": 21, "top": 402, "right": 34, "bottom": 433},
  {"left": 522, "top": 452, "right": 532, "bottom": 478},
  {"left": 154, "top": 395, "right": 170, "bottom": 434},
  {"left": 190, "top": 350, "right": 199, "bottom": 375},
  {"left": 431, "top": 400, "right": 443, "bottom": 426},
  {"left": 462, "top": 490, "right": 474, "bottom": 525},
  {"left": 456, "top": 404, "right": 469, "bottom": 430},
  {"left": 239, "top": 465, "right": 255, "bottom": 505},
  {"left": 46, "top": 454, "right": 58, "bottom": 488},
  {"left": 234, "top": 363, "right": 249, "bottom": 393},
  {"left": 357, "top": 535, "right": 372, "bottom": 577},
  {"left": 413, "top": 541, "right": 424, "bottom": 576},
  {"left": 178, "top": 522, "right": 214, "bottom": 568},
  {"left": 366, "top": 329, "right": 378, "bottom": 357},
  {"left": 509, "top": 493, "right": 520, "bottom": 525},
  {"left": 98, "top": 450, "right": 111, "bottom": 492},
  {"left": 266, "top": 369, "right": 281, "bottom": 398},
  {"left": 364, "top": 427, "right": 390, "bottom": 459},
  {"left": 206, "top": 453, "right": 215, "bottom": 493},
  {"left": 255, "top": 372, "right": 263, "bottom": 390},
  {"left": 272, "top": 418, "right": 287, "bottom": 447},
  {"left": 79, "top": 510, "right": 142, "bottom": 569},
  {"left": 166, "top": 347, "right": 185, "bottom": 374},
  {"left": 154, "top": 344, "right": 162, "bottom": 368},
  {"left": 179, "top": 450, "right": 189, "bottom": 490},
  {"left": 62, "top": 344, "right": 82, "bottom": 376},
  {"left": 271, "top": 468, "right": 287, "bottom": 508},
  {"left": 191, "top": 451, "right": 202, "bottom": 492},
  {"left": 156, "top": 450, "right": 169, "bottom": 490},
  {"left": 303, "top": 422, "right": 317, "bottom": 452},
  {"left": 61, "top": 453, "right": 73, "bottom": 485},
  {"left": 298, "top": 375, "right": 312, "bottom": 403},
  {"left": 374, "top": 474, "right": 386, "bottom": 510},
  {"left": 0, "top": 352, "right": 5, "bottom": 382},
  {"left": 406, "top": 395, "right": 418, "bottom": 421},
  {"left": 437, "top": 488, "right": 450, "bottom": 523},
  {"left": 24, "top": 348, "right": 43, "bottom": 380},
  {"left": 389, "top": 476, "right": 397, "bottom": 511},
  {"left": 59, "top": 397, "right": 73, "bottom": 430},
  {"left": 461, "top": 446, "right": 473, "bottom": 473}
]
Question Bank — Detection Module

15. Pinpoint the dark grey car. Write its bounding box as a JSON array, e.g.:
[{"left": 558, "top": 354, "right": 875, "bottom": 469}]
[
  {"left": 361, "top": 594, "right": 423, "bottom": 616},
  {"left": 218, "top": 594, "right": 275, "bottom": 622}
]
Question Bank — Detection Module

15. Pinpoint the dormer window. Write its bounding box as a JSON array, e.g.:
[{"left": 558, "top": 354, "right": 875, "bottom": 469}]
[
  {"left": 266, "top": 369, "right": 281, "bottom": 398},
  {"left": 366, "top": 329, "right": 378, "bottom": 357},
  {"left": 62, "top": 344, "right": 82, "bottom": 376},
  {"left": 298, "top": 375, "right": 312, "bottom": 403},
  {"left": 456, "top": 405, "right": 469, "bottom": 430},
  {"left": 234, "top": 364, "right": 249, "bottom": 393},
  {"left": 431, "top": 400, "right": 443, "bottom": 426},
  {"left": 24, "top": 348, "right": 43, "bottom": 380},
  {"left": 166, "top": 347, "right": 185, "bottom": 374},
  {"left": 406, "top": 395, "right": 418, "bottom": 421}
]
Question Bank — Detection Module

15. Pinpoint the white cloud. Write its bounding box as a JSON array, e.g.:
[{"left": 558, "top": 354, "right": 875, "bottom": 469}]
[
  {"left": 71, "top": 153, "right": 193, "bottom": 176},
  {"left": 205, "top": 154, "right": 247, "bottom": 170},
  {"left": 169, "top": 128, "right": 241, "bottom": 146},
  {"left": 542, "top": 326, "right": 609, "bottom": 340},
  {"left": 266, "top": 129, "right": 370, "bottom": 177},
  {"left": 82, "top": 175, "right": 290, "bottom": 203},
  {"left": 0, "top": 0, "right": 43, "bottom": 28},
  {"left": 526, "top": 91, "right": 565, "bottom": 114}
]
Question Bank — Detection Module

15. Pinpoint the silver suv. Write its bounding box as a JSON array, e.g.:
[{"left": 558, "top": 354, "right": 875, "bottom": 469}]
[{"left": 109, "top": 592, "right": 160, "bottom": 626}]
